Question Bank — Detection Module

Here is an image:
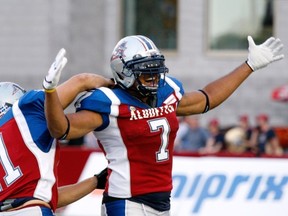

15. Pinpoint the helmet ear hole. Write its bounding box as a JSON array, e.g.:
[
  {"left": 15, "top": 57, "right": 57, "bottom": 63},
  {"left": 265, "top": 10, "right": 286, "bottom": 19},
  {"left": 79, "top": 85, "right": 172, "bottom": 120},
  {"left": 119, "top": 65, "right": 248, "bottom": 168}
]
[{"left": 122, "top": 68, "right": 133, "bottom": 78}]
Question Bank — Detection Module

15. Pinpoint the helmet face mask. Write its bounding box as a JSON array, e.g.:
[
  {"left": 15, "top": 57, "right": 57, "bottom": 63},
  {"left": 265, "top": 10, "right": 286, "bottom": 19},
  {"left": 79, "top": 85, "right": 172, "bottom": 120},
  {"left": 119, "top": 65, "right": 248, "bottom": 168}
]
[
  {"left": 110, "top": 35, "right": 168, "bottom": 97},
  {"left": 0, "top": 82, "right": 26, "bottom": 119},
  {"left": 0, "top": 102, "right": 12, "bottom": 119}
]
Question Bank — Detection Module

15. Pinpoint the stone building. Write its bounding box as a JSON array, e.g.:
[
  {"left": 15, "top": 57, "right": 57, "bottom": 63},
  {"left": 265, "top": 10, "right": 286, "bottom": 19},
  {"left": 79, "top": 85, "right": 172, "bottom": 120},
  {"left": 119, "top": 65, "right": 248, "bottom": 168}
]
[{"left": 0, "top": 0, "right": 287, "bottom": 126}]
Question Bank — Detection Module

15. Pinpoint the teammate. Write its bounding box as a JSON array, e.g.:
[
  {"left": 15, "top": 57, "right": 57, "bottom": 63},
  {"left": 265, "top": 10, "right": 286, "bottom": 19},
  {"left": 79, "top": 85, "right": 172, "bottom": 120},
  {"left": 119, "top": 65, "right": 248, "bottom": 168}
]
[
  {"left": 0, "top": 49, "right": 113, "bottom": 215},
  {"left": 44, "top": 35, "right": 284, "bottom": 215}
]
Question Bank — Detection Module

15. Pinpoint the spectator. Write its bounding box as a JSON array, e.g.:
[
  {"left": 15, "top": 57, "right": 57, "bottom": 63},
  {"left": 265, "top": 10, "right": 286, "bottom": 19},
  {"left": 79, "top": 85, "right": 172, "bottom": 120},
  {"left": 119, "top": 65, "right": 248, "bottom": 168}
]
[
  {"left": 225, "top": 115, "right": 255, "bottom": 153},
  {"left": 201, "top": 118, "right": 225, "bottom": 154},
  {"left": 174, "top": 115, "right": 211, "bottom": 153},
  {"left": 174, "top": 117, "right": 188, "bottom": 146},
  {"left": 238, "top": 115, "right": 256, "bottom": 153},
  {"left": 251, "top": 114, "right": 283, "bottom": 156}
]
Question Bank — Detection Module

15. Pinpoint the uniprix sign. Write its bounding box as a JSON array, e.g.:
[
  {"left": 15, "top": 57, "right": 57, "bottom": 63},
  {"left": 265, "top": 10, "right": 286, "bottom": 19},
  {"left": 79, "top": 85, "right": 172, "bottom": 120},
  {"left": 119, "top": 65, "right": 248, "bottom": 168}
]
[
  {"left": 61, "top": 153, "right": 288, "bottom": 216},
  {"left": 171, "top": 157, "right": 288, "bottom": 216}
]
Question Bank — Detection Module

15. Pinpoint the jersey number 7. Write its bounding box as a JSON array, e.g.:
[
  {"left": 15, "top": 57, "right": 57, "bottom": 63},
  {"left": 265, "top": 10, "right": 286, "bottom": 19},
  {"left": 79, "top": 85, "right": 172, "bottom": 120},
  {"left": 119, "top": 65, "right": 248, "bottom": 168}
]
[{"left": 148, "top": 118, "right": 170, "bottom": 162}]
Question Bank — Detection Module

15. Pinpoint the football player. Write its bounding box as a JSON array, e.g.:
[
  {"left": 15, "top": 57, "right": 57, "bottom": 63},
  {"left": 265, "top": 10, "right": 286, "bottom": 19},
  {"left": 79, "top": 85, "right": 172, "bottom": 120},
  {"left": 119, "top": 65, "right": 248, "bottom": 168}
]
[
  {"left": 0, "top": 49, "right": 113, "bottom": 215},
  {"left": 44, "top": 35, "right": 284, "bottom": 216}
]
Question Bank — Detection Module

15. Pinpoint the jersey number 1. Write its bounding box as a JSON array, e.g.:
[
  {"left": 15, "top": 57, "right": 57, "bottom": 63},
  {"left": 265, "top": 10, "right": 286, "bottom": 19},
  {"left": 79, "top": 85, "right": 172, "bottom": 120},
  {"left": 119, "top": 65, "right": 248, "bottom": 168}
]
[{"left": 0, "top": 134, "right": 22, "bottom": 191}]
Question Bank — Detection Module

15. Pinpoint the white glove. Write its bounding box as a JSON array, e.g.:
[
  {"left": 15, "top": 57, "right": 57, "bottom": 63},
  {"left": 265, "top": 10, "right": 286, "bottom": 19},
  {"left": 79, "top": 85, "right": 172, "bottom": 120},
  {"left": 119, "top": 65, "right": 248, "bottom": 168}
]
[
  {"left": 246, "top": 35, "right": 284, "bottom": 71},
  {"left": 43, "top": 48, "right": 68, "bottom": 90}
]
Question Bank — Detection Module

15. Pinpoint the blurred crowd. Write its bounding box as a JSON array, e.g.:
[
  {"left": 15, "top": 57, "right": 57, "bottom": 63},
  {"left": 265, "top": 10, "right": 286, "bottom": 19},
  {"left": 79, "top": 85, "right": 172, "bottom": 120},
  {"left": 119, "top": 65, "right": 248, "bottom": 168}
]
[
  {"left": 174, "top": 114, "right": 286, "bottom": 157},
  {"left": 62, "top": 114, "right": 287, "bottom": 157}
]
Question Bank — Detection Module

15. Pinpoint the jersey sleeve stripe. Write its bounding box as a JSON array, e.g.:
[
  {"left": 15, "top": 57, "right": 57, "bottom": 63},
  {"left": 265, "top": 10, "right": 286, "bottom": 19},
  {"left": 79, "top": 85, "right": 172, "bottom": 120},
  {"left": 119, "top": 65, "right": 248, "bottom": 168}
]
[
  {"left": 98, "top": 87, "right": 120, "bottom": 116},
  {"left": 165, "top": 76, "right": 183, "bottom": 101}
]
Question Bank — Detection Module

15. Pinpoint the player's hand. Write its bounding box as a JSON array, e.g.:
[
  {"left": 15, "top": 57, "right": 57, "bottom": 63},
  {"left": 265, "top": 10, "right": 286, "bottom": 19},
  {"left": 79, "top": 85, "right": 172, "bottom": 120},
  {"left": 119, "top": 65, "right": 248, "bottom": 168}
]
[
  {"left": 43, "top": 48, "right": 68, "bottom": 91},
  {"left": 95, "top": 167, "right": 108, "bottom": 189},
  {"left": 246, "top": 36, "right": 284, "bottom": 71}
]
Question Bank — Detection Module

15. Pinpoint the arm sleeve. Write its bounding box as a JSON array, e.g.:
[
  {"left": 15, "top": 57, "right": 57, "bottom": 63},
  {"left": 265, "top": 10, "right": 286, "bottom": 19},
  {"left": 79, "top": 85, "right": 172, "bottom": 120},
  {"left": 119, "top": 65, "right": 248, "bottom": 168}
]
[
  {"left": 75, "top": 89, "right": 112, "bottom": 131},
  {"left": 18, "top": 90, "right": 54, "bottom": 152}
]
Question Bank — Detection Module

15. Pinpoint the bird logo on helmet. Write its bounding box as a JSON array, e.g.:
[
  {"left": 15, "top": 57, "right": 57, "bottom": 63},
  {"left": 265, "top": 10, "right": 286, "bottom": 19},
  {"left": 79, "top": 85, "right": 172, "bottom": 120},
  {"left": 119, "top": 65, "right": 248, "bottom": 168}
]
[
  {"left": 0, "top": 82, "right": 26, "bottom": 119},
  {"left": 110, "top": 41, "right": 127, "bottom": 62},
  {"left": 110, "top": 35, "right": 168, "bottom": 97}
]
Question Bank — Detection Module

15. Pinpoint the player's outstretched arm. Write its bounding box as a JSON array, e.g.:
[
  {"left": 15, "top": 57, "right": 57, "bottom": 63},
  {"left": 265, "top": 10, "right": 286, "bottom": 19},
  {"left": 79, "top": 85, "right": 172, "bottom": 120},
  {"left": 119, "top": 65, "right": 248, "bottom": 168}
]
[
  {"left": 57, "top": 176, "right": 97, "bottom": 208},
  {"left": 57, "top": 168, "right": 108, "bottom": 208},
  {"left": 177, "top": 36, "right": 284, "bottom": 116}
]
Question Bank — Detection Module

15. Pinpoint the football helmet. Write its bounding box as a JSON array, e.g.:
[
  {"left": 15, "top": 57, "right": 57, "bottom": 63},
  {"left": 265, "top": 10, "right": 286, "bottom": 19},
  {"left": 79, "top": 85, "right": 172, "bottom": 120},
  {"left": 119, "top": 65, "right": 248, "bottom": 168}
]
[
  {"left": 0, "top": 82, "right": 26, "bottom": 119},
  {"left": 110, "top": 35, "right": 168, "bottom": 97}
]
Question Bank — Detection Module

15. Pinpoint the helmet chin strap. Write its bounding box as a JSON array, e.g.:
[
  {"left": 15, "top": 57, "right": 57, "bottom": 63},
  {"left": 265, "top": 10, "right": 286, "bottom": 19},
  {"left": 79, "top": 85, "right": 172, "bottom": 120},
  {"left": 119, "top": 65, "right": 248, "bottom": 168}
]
[
  {"left": 135, "top": 80, "right": 158, "bottom": 107},
  {"left": 135, "top": 78, "right": 157, "bottom": 97},
  {"left": 124, "top": 79, "right": 157, "bottom": 107}
]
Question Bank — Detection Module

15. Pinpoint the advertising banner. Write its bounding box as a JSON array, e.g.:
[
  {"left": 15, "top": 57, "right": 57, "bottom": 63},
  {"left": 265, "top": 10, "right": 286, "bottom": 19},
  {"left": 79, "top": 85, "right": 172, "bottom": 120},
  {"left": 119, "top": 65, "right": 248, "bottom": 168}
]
[{"left": 61, "top": 153, "right": 288, "bottom": 216}]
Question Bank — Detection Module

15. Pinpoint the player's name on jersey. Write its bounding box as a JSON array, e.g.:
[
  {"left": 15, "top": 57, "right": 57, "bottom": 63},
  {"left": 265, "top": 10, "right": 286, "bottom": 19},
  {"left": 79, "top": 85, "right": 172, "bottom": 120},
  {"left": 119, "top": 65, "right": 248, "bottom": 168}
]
[{"left": 130, "top": 104, "right": 175, "bottom": 120}]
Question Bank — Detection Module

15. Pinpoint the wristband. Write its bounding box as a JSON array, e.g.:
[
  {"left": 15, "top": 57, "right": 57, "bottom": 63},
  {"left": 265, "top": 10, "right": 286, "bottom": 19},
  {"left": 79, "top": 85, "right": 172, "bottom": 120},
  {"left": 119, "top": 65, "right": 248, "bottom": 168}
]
[
  {"left": 245, "top": 60, "right": 254, "bottom": 71},
  {"left": 44, "top": 88, "right": 56, "bottom": 93},
  {"left": 58, "top": 115, "right": 70, "bottom": 140},
  {"left": 198, "top": 89, "right": 210, "bottom": 113}
]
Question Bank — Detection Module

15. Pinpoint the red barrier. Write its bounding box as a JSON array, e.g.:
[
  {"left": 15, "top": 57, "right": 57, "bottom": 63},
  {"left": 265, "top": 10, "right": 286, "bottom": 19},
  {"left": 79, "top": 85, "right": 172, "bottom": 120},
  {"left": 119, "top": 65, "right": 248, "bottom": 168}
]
[
  {"left": 57, "top": 146, "right": 288, "bottom": 187},
  {"left": 58, "top": 147, "right": 101, "bottom": 186}
]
